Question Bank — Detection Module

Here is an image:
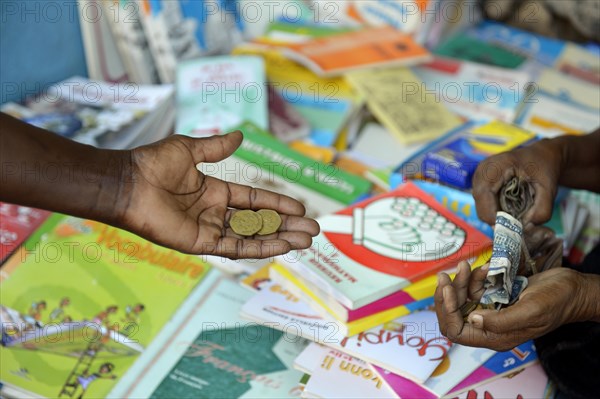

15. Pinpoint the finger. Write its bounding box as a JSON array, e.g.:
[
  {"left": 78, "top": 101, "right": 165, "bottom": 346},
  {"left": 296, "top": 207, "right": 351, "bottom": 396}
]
[
  {"left": 224, "top": 211, "right": 319, "bottom": 236},
  {"left": 468, "top": 263, "right": 490, "bottom": 301},
  {"left": 280, "top": 215, "right": 320, "bottom": 236},
  {"left": 191, "top": 131, "right": 243, "bottom": 164},
  {"left": 473, "top": 158, "right": 517, "bottom": 225},
  {"left": 226, "top": 181, "right": 306, "bottom": 216},
  {"left": 522, "top": 181, "right": 554, "bottom": 225},
  {"left": 440, "top": 285, "right": 465, "bottom": 342},
  {"left": 212, "top": 237, "right": 292, "bottom": 259},
  {"left": 467, "top": 301, "right": 536, "bottom": 335},
  {"left": 452, "top": 261, "right": 472, "bottom": 305},
  {"left": 434, "top": 273, "right": 451, "bottom": 333},
  {"left": 222, "top": 228, "right": 314, "bottom": 250}
]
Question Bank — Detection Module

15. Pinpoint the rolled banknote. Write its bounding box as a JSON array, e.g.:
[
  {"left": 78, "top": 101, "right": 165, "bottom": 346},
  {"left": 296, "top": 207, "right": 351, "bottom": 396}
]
[{"left": 480, "top": 211, "right": 528, "bottom": 308}]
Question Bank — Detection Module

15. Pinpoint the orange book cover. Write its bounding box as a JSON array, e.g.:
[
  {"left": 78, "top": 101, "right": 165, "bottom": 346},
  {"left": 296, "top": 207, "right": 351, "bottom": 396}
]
[{"left": 282, "top": 27, "right": 431, "bottom": 77}]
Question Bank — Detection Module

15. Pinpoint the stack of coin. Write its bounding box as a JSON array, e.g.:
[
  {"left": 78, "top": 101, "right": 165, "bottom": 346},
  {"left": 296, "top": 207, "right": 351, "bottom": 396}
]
[{"left": 230, "top": 209, "right": 282, "bottom": 237}]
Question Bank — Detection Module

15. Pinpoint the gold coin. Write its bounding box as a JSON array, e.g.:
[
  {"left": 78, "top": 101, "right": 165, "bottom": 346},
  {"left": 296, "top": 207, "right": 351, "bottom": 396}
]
[
  {"left": 460, "top": 301, "right": 478, "bottom": 321},
  {"left": 230, "top": 210, "right": 263, "bottom": 236},
  {"left": 256, "top": 209, "right": 282, "bottom": 235}
]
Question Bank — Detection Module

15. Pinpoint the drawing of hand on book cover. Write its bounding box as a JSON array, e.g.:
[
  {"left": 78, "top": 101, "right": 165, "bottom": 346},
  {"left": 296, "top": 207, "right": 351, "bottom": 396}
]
[{"left": 318, "top": 193, "right": 466, "bottom": 265}]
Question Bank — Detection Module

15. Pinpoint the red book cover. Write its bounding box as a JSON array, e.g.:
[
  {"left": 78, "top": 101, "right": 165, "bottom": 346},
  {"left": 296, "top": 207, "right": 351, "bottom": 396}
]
[{"left": 0, "top": 203, "right": 51, "bottom": 263}]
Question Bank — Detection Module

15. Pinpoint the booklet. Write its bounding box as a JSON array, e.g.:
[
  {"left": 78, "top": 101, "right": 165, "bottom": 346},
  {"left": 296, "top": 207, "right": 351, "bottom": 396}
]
[{"left": 0, "top": 214, "right": 210, "bottom": 398}]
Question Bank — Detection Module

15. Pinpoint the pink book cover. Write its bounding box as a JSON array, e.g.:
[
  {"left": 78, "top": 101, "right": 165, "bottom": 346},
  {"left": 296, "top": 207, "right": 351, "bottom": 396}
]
[
  {"left": 374, "top": 365, "right": 436, "bottom": 399},
  {"left": 0, "top": 202, "right": 51, "bottom": 263}
]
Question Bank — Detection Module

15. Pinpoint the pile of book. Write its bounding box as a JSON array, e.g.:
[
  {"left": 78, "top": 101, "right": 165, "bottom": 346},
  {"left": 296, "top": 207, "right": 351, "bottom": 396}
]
[{"left": 2, "top": 1, "right": 599, "bottom": 398}]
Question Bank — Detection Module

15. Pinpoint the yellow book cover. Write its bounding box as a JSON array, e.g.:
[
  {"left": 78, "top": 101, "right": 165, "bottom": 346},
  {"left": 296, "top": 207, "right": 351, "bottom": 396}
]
[{"left": 347, "top": 67, "right": 462, "bottom": 145}]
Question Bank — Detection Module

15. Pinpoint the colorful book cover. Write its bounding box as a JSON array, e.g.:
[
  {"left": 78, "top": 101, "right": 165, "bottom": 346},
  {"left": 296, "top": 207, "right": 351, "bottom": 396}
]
[
  {"left": 110, "top": 271, "right": 308, "bottom": 398},
  {"left": 176, "top": 55, "right": 268, "bottom": 136},
  {"left": 447, "top": 341, "right": 537, "bottom": 397},
  {"left": 346, "top": 67, "right": 462, "bottom": 145},
  {"left": 515, "top": 91, "right": 600, "bottom": 138},
  {"left": 413, "top": 56, "right": 532, "bottom": 122},
  {"left": 465, "top": 21, "right": 566, "bottom": 68},
  {"left": 302, "top": 348, "right": 396, "bottom": 399},
  {"left": 391, "top": 120, "right": 537, "bottom": 190},
  {"left": 197, "top": 121, "right": 372, "bottom": 219},
  {"left": 270, "top": 263, "right": 434, "bottom": 323},
  {"left": 0, "top": 214, "right": 210, "bottom": 398},
  {"left": 278, "top": 181, "right": 492, "bottom": 309},
  {"left": 282, "top": 27, "right": 432, "bottom": 77},
  {"left": 373, "top": 343, "right": 496, "bottom": 398},
  {"left": 448, "top": 363, "right": 553, "bottom": 399},
  {"left": 232, "top": 43, "right": 363, "bottom": 147},
  {"left": 0, "top": 203, "right": 50, "bottom": 263},
  {"left": 268, "top": 264, "right": 432, "bottom": 336},
  {"left": 554, "top": 43, "right": 600, "bottom": 85},
  {"left": 536, "top": 68, "right": 600, "bottom": 111},
  {"left": 242, "top": 287, "right": 452, "bottom": 385},
  {"left": 422, "top": 344, "right": 496, "bottom": 396}
]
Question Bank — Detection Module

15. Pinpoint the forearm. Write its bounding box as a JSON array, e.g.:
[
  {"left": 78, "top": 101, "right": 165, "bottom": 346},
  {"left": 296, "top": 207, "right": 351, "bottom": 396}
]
[
  {"left": 0, "top": 112, "right": 131, "bottom": 225},
  {"left": 548, "top": 128, "right": 600, "bottom": 192}
]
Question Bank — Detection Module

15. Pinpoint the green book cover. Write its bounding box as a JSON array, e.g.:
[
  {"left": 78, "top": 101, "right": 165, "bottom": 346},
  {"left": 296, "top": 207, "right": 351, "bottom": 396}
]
[
  {"left": 434, "top": 34, "right": 526, "bottom": 69},
  {"left": 115, "top": 274, "right": 308, "bottom": 398},
  {"left": 232, "top": 121, "right": 372, "bottom": 205},
  {"left": 0, "top": 214, "right": 210, "bottom": 398}
]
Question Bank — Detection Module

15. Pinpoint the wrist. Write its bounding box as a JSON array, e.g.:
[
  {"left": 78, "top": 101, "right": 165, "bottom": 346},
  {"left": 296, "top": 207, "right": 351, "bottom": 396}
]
[{"left": 574, "top": 272, "right": 600, "bottom": 323}]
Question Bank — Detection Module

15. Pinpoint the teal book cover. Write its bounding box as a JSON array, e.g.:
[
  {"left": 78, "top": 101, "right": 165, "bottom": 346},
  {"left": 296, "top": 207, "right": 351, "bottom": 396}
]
[{"left": 114, "top": 272, "right": 308, "bottom": 398}]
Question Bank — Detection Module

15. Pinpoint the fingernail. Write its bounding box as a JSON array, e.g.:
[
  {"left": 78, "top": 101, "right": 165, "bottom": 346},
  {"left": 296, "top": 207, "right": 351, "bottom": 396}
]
[
  {"left": 481, "top": 263, "right": 489, "bottom": 272},
  {"left": 470, "top": 314, "right": 483, "bottom": 328},
  {"left": 437, "top": 273, "right": 443, "bottom": 286}
]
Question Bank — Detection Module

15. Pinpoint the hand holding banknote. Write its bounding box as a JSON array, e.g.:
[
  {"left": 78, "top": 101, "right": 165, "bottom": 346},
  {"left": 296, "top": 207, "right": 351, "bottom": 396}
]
[
  {"left": 436, "top": 130, "right": 600, "bottom": 350},
  {"left": 435, "top": 266, "right": 598, "bottom": 351}
]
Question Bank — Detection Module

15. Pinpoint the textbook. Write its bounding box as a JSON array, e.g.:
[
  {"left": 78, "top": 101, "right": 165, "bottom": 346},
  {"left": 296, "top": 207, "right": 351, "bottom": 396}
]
[
  {"left": 413, "top": 56, "right": 532, "bottom": 122},
  {"left": 391, "top": 120, "right": 537, "bottom": 190},
  {"left": 346, "top": 67, "right": 462, "bottom": 145},
  {"left": 176, "top": 56, "right": 269, "bottom": 136},
  {"left": 0, "top": 214, "right": 210, "bottom": 399},
  {"left": 450, "top": 363, "right": 554, "bottom": 399},
  {"left": 301, "top": 348, "right": 395, "bottom": 399},
  {"left": 242, "top": 289, "right": 452, "bottom": 385},
  {"left": 269, "top": 263, "right": 434, "bottom": 324},
  {"left": 110, "top": 271, "right": 308, "bottom": 399},
  {"left": 278, "top": 181, "right": 491, "bottom": 309},
  {"left": 281, "top": 27, "right": 432, "bottom": 77},
  {"left": 446, "top": 341, "right": 537, "bottom": 397},
  {"left": 268, "top": 264, "right": 432, "bottom": 336}
]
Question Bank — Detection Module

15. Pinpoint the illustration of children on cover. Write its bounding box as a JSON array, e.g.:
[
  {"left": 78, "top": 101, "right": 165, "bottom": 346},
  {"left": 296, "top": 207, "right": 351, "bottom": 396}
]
[
  {"left": 121, "top": 303, "right": 145, "bottom": 336},
  {"left": 48, "top": 297, "right": 70, "bottom": 323},
  {"left": 62, "top": 362, "right": 117, "bottom": 399}
]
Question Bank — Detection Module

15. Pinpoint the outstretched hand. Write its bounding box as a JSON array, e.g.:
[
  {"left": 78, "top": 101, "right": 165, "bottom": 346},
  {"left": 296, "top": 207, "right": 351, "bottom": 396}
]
[
  {"left": 434, "top": 262, "right": 598, "bottom": 351},
  {"left": 116, "top": 131, "right": 319, "bottom": 258}
]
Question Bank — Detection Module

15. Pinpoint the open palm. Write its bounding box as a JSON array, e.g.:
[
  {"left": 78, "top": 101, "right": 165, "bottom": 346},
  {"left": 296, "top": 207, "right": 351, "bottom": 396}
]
[{"left": 118, "top": 131, "right": 319, "bottom": 258}]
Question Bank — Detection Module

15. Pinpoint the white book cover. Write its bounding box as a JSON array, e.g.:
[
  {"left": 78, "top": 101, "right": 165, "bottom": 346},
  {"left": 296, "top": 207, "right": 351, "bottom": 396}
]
[
  {"left": 346, "top": 123, "right": 427, "bottom": 169},
  {"left": 241, "top": 282, "right": 452, "bottom": 384},
  {"left": 413, "top": 57, "right": 532, "bottom": 122},
  {"left": 176, "top": 55, "right": 268, "bottom": 136},
  {"left": 294, "top": 343, "right": 331, "bottom": 375},
  {"left": 516, "top": 91, "right": 600, "bottom": 138},
  {"left": 303, "top": 349, "right": 396, "bottom": 399},
  {"left": 424, "top": 345, "right": 496, "bottom": 396},
  {"left": 450, "top": 363, "right": 552, "bottom": 399}
]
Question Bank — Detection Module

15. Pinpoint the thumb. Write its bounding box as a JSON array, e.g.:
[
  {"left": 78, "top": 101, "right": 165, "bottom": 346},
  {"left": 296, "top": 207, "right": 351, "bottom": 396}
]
[{"left": 191, "top": 131, "right": 243, "bottom": 164}]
